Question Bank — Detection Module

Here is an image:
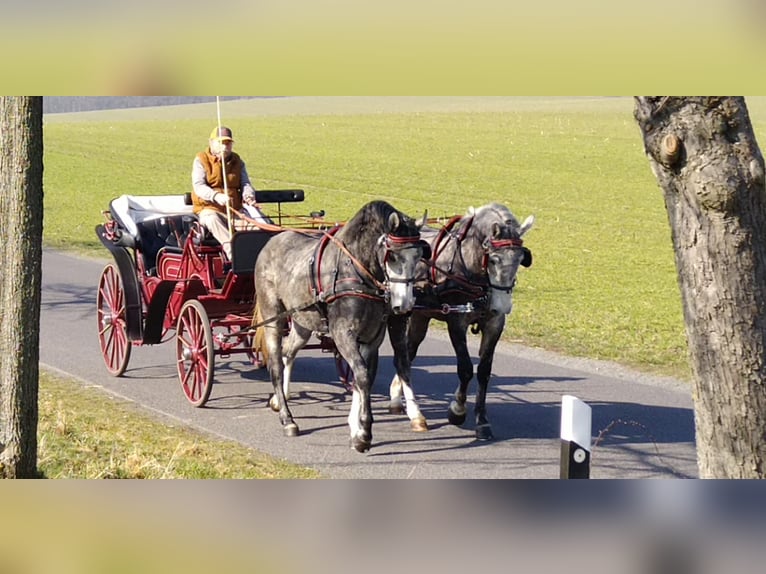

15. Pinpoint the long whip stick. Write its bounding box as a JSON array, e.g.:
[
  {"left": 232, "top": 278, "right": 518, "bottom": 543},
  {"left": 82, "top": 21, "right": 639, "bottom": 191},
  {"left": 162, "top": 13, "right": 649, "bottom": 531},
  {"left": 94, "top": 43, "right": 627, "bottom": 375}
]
[{"left": 216, "top": 96, "right": 235, "bottom": 239}]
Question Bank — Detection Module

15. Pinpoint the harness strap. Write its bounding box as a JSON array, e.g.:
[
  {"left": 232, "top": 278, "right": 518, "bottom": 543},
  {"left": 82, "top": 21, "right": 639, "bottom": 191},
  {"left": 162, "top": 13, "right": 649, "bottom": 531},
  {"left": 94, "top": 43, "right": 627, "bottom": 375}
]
[
  {"left": 311, "top": 226, "right": 387, "bottom": 304},
  {"left": 430, "top": 215, "right": 461, "bottom": 284}
]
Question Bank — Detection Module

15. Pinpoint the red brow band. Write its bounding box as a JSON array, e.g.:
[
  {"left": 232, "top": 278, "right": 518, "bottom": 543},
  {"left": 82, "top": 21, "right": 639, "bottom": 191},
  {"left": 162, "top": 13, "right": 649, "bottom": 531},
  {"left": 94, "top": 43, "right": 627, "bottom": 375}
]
[
  {"left": 490, "top": 238, "right": 523, "bottom": 249},
  {"left": 387, "top": 235, "right": 421, "bottom": 245}
]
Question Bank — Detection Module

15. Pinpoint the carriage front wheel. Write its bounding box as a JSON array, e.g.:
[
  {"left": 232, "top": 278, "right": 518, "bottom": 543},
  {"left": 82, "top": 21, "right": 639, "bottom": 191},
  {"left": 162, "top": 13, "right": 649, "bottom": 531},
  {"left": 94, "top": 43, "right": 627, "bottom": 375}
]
[
  {"left": 176, "top": 299, "right": 215, "bottom": 407},
  {"left": 96, "top": 263, "right": 132, "bottom": 376}
]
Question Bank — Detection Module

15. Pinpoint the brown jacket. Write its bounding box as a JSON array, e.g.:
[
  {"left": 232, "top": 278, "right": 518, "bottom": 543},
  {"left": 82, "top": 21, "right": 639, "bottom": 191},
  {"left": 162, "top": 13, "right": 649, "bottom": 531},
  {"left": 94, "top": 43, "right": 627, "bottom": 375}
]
[{"left": 191, "top": 150, "right": 245, "bottom": 215}]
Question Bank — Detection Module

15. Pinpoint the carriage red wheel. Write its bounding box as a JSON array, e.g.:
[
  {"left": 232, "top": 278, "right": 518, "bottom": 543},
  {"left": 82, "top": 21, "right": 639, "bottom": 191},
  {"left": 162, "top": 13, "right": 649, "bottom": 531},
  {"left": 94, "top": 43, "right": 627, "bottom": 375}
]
[
  {"left": 176, "top": 299, "right": 214, "bottom": 407},
  {"left": 334, "top": 350, "right": 354, "bottom": 392},
  {"left": 96, "top": 263, "right": 132, "bottom": 376}
]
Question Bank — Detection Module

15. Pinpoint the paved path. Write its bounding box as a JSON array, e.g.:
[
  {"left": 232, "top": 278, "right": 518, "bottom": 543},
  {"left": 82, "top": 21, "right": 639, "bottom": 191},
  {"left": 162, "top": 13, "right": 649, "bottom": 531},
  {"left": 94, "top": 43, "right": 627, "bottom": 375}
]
[{"left": 40, "top": 249, "right": 698, "bottom": 478}]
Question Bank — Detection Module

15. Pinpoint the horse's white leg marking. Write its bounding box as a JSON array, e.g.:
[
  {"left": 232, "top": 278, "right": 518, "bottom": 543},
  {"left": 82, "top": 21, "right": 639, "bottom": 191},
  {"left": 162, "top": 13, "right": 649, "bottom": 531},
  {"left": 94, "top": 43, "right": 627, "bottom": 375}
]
[
  {"left": 283, "top": 356, "right": 293, "bottom": 401},
  {"left": 449, "top": 400, "right": 467, "bottom": 417},
  {"left": 269, "top": 350, "right": 293, "bottom": 411},
  {"left": 348, "top": 388, "right": 361, "bottom": 437},
  {"left": 400, "top": 378, "right": 424, "bottom": 422},
  {"left": 390, "top": 375, "right": 403, "bottom": 405}
]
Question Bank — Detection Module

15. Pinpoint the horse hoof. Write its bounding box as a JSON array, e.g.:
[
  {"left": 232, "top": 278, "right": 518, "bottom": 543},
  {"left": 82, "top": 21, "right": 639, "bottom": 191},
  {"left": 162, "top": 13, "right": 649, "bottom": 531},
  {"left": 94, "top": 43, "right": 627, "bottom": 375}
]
[
  {"left": 283, "top": 423, "right": 299, "bottom": 437},
  {"left": 447, "top": 409, "right": 466, "bottom": 427},
  {"left": 389, "top": 403, "right": 405, "bottom": 415},
  {"left": 351, "top": 437, "right": 371, "bottom": 453},
  {"left": 411, "top": 416, "right": 429, "bottom": 432},
  {"left": 475, "top": 424, "right": 494, "bottom": 441}
]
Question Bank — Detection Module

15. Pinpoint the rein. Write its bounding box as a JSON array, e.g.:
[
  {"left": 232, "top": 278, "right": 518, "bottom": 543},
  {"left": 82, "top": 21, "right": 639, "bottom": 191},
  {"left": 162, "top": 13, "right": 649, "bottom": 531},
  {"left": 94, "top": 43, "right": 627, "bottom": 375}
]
[{"left": 235, "top": 209, "right": 388, "bottom": 293}]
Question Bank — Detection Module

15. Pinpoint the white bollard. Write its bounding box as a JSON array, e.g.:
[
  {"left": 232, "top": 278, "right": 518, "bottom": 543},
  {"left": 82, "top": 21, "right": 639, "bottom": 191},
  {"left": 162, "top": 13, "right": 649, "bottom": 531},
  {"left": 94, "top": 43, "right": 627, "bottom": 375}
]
[{"left": 560, "top": 395, "right": 592, "bottom": 479}]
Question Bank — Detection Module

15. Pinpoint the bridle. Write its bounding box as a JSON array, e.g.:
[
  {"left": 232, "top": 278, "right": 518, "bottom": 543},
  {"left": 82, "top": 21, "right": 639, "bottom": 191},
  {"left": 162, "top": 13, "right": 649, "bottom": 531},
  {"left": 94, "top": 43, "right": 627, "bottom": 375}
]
[
  {"left": 377, "top": 233, "right": 425, "bottom": 287},
  {"left": 429, "top": 215, "right": 525, "bottom": 296},
  {"left": 311, "top": 227, "right": 423, "bottom": 304},
  {"left": 483, "top": 237, "right": 525, "bottom": 293}
]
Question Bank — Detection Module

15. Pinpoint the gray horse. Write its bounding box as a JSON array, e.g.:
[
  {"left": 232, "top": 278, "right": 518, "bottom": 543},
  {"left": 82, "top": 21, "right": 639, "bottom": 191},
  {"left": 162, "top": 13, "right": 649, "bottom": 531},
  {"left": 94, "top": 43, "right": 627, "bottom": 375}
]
[
  {"left": 254, "top": 200, "right": 428, "bottom": 452},
  {"left": 388, "top": 203, "right": 534, "bottom": 440}
]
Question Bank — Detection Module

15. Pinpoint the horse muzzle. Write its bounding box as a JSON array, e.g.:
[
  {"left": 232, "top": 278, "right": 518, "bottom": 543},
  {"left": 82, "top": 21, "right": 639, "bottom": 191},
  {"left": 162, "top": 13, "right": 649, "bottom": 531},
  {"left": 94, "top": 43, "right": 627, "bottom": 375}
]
[
  {"left": 488, "top": 288, "right": 513, "bottom": 315},
  {"left": 388, "top": 280, "right": 416, "bottom": 314}
]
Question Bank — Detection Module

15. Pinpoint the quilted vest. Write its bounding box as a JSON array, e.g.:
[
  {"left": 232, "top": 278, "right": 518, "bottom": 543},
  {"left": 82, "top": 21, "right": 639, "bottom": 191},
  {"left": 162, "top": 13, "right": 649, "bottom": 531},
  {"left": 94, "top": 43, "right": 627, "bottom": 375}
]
[{"left": 192, "top": 149, "right": 244, "bottom": 214}]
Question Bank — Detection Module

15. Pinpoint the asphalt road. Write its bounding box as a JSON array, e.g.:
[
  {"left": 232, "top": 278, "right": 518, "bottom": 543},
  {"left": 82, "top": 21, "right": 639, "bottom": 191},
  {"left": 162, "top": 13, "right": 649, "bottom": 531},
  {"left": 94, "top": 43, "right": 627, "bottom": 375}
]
[{"left": 40, "top": 249, "right": 698, "bottom": 478}]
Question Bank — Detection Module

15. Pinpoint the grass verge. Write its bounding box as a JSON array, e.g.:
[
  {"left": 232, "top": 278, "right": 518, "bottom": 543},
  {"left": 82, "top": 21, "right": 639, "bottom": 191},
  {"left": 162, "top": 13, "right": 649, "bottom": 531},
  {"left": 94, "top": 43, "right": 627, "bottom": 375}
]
[{"left": 37, "top": 370, "right": 320, "bottom": 479}]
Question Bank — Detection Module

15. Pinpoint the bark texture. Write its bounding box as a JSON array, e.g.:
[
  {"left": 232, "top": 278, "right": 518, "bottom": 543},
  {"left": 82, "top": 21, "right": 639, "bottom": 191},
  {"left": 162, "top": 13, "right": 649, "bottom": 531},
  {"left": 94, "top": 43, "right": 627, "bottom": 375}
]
[
  {"left": 0, "top": 97, "right": 44, "bottom": 478},
  {"left": 635, "top": 96, "right": 766, "bottom": 478}
]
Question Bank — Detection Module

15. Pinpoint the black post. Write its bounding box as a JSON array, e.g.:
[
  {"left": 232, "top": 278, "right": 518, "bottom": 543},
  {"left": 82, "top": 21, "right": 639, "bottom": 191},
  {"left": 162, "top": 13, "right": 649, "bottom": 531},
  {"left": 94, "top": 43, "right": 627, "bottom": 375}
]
[{"left": 560, "top": 395, "right": 592, "bottom": 479}]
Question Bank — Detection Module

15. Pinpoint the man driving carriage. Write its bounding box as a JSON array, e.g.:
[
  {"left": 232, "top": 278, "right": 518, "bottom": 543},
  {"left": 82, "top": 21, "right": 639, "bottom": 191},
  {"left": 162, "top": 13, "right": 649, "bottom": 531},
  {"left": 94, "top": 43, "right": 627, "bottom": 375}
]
[{"left": 191, "top": 126, "right": 258, "bottom": 259}]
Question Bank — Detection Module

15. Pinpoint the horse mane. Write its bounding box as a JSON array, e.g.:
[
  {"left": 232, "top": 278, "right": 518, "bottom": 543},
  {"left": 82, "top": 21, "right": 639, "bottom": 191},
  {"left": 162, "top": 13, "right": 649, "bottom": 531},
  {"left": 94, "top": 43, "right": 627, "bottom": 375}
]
[{"left": 338, "top": 200, "right": 419, "bottom": 250}]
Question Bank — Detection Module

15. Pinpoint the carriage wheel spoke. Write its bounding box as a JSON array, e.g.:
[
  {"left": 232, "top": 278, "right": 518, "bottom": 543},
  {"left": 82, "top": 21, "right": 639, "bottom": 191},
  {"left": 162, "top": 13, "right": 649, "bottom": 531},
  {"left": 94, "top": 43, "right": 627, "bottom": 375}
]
[
  {"left": 176, "top": 300, "right": 213, "bottom": 407},
  {"left": 97, "top": 263, "right": 131, "bottom": 376}
]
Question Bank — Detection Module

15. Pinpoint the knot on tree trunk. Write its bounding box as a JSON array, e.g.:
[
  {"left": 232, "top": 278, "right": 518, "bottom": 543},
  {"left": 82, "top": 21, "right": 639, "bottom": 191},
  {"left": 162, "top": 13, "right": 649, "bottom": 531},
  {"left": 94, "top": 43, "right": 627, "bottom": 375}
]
[{"left": 660, "top": 133, "right": 682, "bottom": 167}]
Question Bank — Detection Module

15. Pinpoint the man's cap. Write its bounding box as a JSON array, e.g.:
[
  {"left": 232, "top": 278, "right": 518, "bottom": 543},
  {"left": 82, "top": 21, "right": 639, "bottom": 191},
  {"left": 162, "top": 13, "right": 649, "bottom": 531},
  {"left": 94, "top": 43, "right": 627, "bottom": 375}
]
[{"left": 210, "top": 126, "right": 234, "bottom": 142}]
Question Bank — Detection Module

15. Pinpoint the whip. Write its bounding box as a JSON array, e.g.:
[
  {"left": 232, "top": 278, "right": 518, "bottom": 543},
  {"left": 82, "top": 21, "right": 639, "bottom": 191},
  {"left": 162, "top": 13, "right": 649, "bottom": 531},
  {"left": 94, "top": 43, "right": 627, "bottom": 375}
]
[{"left": 216, "top": 96, "right": 235, "bottom": 240}]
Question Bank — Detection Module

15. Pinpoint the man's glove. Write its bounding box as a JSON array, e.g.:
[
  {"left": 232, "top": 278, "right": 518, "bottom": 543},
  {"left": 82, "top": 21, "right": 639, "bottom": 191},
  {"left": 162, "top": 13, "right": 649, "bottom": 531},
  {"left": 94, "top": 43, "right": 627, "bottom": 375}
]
[{"left": 214, "top": 193, "right": 229, "bottom": 206}]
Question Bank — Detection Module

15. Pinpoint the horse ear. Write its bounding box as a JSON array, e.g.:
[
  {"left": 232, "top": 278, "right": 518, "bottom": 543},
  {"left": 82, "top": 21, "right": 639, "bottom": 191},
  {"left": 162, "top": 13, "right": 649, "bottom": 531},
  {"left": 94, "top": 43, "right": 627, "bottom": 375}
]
[
  {"left": 520, "top": 215, "right": 535, "bottom": 236},
  {"left": 415, "top": 210, "right": 428, "bottom": 228},
  {"left": 491, "top": 222, "right": 502, "bottom": 239},
  {"left": 388, "top": 211, "right": 400, "bottom": 231}
]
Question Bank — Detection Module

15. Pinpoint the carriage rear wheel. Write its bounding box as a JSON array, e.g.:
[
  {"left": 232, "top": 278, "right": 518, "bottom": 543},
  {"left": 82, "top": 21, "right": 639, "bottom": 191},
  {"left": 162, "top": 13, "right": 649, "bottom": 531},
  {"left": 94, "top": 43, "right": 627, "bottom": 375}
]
[
  {"left": 176, "top": 299, "right": 215, "bottom": 407},
  {"left": 96, "top": 263, "right": 132, "bottom": 376}
]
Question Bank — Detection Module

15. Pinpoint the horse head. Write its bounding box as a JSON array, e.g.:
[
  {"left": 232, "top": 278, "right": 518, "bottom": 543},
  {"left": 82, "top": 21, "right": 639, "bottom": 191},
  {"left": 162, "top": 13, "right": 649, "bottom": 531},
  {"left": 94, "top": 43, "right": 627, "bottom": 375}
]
[
  {"left": 379, "top": 208, "right": 429, "bottom": 314},
  {"left": 340, "top": 200, "right": 428, "bottom": 315},
  {"left": 473, "top": 204, "right": 535, "bottom": 316}
]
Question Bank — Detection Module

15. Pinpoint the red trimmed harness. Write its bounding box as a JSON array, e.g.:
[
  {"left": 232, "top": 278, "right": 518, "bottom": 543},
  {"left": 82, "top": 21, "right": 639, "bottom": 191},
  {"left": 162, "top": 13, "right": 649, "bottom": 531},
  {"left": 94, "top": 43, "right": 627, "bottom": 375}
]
[
  {"left": 426, "top": 215, "right": 525, "bottom": 300},
  {"left": 310, "top": 226, "right": 422, "bottom": 305}
]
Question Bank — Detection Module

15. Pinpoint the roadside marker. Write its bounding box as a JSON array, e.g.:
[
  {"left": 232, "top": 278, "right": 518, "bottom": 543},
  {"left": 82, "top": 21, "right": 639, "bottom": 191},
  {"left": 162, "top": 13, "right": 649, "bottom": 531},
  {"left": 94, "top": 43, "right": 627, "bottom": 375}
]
[{"left": 560, "top": 395, "right": 592, "bottom": 479}]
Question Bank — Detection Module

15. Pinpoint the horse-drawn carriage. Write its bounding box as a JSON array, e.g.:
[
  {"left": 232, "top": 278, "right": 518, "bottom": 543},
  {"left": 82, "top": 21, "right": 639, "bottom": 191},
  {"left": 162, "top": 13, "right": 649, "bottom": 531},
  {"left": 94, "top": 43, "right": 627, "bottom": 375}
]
[
  {"left": 94, "top": 189, "right": 351, "bottom": 407},
  {"left": 96, "top": 189, "right": 534, "bottom": 452}
]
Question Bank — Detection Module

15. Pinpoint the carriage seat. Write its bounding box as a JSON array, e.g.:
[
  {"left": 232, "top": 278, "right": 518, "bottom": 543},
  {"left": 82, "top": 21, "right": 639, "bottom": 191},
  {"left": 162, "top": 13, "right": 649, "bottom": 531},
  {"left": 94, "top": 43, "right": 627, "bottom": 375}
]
[{"left": 109, "top": 194, "right": 204, "bottom": 273}]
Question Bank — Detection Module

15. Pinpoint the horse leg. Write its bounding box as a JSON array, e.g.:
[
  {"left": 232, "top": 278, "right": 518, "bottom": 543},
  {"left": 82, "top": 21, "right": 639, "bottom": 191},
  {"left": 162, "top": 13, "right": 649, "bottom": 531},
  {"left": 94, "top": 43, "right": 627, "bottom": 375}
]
[
  {"left": 387, "top": 314, "right": 429, "bottom": 432},
  {"left": 264, "top": 318, "right": 299, "bottom": 437},
  {"left": 473, "top": 317, "right": 505, "bottom": 441},
  {"left": 446, "top": 318, "right": 474, "bottom": 428},
  {"left": 334, "top": 330, "right": 383, "bottom": 453},
  {"left": 268, "top": 322, "right": 311, "bottom": 411}
]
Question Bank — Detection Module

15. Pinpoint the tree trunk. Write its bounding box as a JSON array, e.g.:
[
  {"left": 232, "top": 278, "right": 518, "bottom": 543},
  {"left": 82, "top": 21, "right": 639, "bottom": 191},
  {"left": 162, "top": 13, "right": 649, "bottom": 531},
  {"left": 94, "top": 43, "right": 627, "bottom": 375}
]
[
  {"left": 634, "top": 96, "right": 766, "bottom": 478},
  {"left": 0, "top": 97, "right": 44, "bottom": 478}
]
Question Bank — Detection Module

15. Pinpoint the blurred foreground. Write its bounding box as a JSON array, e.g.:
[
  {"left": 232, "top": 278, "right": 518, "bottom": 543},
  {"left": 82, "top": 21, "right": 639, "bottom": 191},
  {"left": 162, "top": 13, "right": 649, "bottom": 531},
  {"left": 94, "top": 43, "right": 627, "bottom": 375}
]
[
  {"left": 2, "top": 1, "right": 766, "bottom": 92},
  {"left": 2, "top": 481, "right": 765, "bottom": 574}
]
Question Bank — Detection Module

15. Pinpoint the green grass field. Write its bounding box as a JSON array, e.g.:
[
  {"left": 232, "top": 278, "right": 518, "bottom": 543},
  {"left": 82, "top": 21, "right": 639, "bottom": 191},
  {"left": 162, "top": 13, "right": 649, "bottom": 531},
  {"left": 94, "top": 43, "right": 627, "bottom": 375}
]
[{"left": 42, "top": 96, "right": 766, "bottom": 380}]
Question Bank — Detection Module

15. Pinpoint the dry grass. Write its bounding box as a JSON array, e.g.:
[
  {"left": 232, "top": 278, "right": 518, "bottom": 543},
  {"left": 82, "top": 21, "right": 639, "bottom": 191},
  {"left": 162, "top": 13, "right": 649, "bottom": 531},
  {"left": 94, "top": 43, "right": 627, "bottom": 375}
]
[{"left": 37, "top": 371, "right": 320, "bottom": 479}]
